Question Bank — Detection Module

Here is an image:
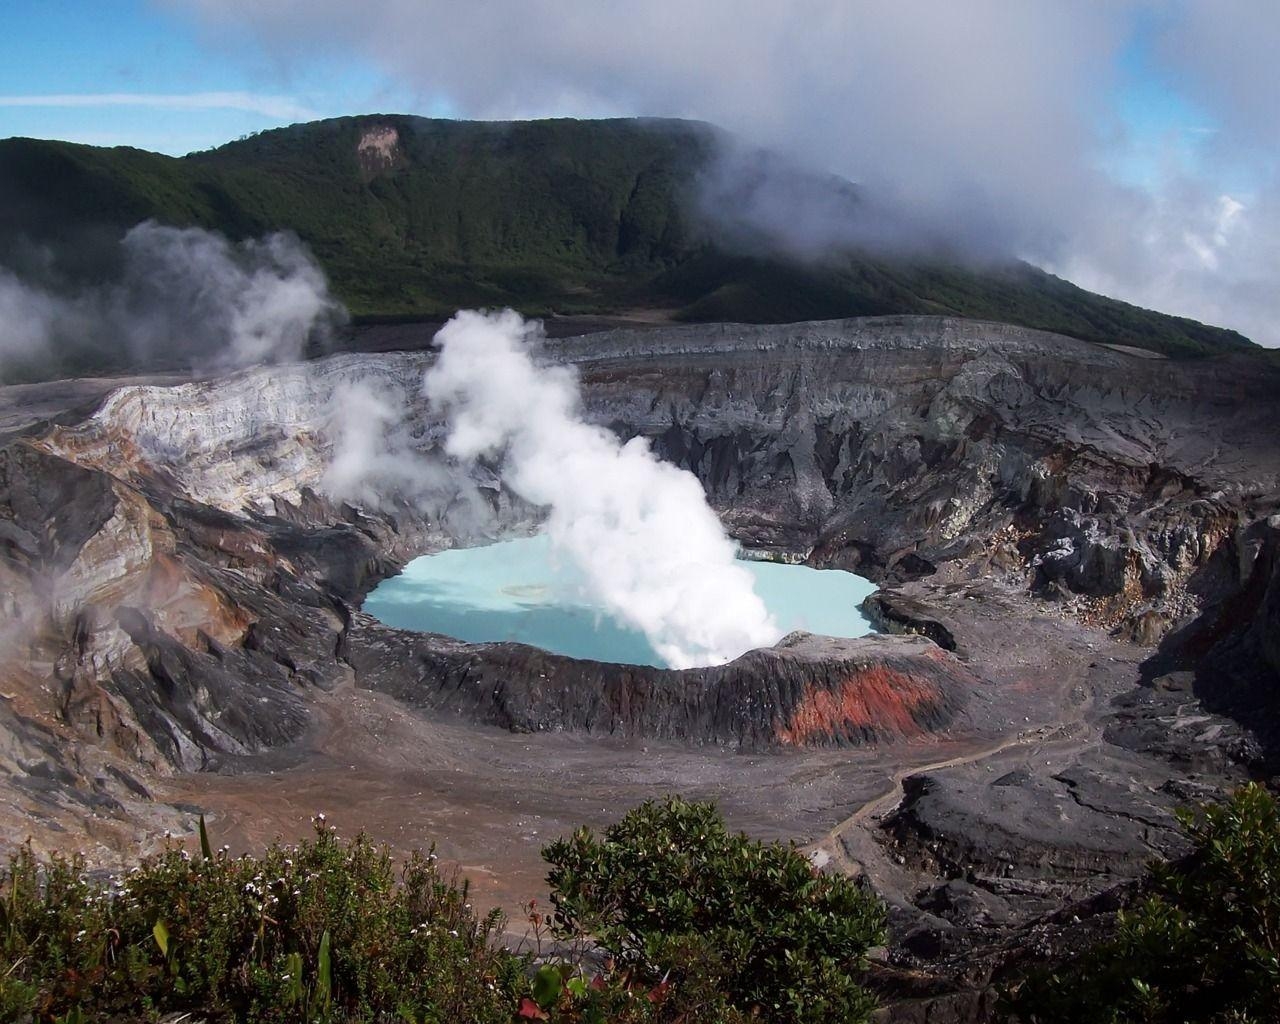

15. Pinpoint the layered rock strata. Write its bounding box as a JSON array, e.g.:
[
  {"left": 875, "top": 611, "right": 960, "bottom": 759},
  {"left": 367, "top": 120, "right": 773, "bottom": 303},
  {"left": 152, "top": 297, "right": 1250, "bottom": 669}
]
[{"left": 0, "top": 315, "right": 1277, "bottom": 860}]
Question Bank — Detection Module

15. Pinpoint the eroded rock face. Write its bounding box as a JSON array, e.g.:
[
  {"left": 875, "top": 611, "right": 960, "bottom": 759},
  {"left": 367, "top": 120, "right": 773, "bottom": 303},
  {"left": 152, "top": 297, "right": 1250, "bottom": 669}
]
[
  {"left": 554, "top": 320, "right": 1278, "bottom": 629},
  {"left": 1, "top": 314, "right": 1277, "bottom": 860},
  {"left": 346, "top": 627, "right": 974, "bottom": 747},
  {"left": 1169, "top": 515, "right": 1280, "bottom": 764},
  {"left": 356, "top": 124, "right": 404, "bottom": 178}
]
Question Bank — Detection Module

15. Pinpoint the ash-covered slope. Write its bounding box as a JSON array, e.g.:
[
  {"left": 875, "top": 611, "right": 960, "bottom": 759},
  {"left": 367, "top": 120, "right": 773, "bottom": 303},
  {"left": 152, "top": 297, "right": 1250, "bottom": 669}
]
[
  {"left": 0, "top": 315, "right": 1277, "bottom": 864},
  {"left": 0, "top": 116, "right": 1255, "bottom": 362}
]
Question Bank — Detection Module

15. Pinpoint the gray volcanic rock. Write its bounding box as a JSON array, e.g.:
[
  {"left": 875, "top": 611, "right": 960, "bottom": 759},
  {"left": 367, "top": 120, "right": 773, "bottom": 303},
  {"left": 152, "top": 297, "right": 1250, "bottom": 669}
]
[
  {"left": 1171, "top": 515, "right": 1280, "bottom": 765},
  {"left": 344, "top": 626, "right": 976, "bottom": 747},
  {"left": 862, "top": 591, "right": 957, "bottom": 651},
  {"left": 0, "top": 312, "right": 1277, "bottom": 878},
  {"left": 885, "top": 763, "right": 1187, "bottom": 889}
]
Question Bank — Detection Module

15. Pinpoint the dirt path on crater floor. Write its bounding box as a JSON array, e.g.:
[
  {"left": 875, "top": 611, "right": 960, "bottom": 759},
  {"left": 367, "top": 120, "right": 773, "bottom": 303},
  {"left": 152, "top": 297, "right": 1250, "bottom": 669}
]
[{"left": 154, "top": 578, "right": 1142, "bottom": 926}]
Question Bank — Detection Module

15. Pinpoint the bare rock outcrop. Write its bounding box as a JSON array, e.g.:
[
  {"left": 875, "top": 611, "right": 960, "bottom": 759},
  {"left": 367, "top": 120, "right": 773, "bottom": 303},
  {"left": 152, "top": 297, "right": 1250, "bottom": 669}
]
[
  {"left": 345, "top": 626, "right": 976, "bottom": 748},
  {"left": 1, "top": 314, "right": 1278, "bottom": 873}
]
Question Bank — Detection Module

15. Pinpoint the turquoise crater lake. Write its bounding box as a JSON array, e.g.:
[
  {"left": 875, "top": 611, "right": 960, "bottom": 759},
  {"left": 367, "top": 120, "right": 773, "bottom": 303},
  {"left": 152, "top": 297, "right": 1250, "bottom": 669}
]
[{"left": 363, "top": 534, "right": 877, "bottom": 668}]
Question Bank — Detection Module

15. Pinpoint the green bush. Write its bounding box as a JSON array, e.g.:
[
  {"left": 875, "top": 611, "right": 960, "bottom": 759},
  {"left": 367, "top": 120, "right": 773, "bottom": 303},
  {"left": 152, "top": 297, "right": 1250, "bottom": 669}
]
[
  {"left": 542, "top": 796, "right": 887, "bottom": 1024},
  {"left": 0, "top": 817, "right": 522, "bottom": 1023},
  {"left": 510, "top": 954, "right": 749, "bottom": 1024},
  {"left": 1011, "top": 783, "right": 1280, "bottom": 1023},
  {"left": 0, "top": 800, "right": 888, "bottom": 1023}
]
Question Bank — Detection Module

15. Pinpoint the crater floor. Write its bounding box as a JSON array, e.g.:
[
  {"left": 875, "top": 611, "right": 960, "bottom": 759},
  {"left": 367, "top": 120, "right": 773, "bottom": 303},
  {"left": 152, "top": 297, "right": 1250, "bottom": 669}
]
[{"left": 2, "top": 315, "right": 1277, "bottom": 1017}]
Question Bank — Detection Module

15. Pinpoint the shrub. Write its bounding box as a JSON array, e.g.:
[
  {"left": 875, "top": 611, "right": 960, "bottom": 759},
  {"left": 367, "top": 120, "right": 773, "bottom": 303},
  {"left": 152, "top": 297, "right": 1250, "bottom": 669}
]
[
  {"left": 0, "top": 817, "right": 523, "bottom": 1023},
  {"left": 1011, "top": 783, "right": 1280, "bottom": 1023},
  {"left": 1, "top": 799, "right": 888, "bottom": 1023},
  {"left": 542, "top": 796, "right": 887, "bottom": 1024}
]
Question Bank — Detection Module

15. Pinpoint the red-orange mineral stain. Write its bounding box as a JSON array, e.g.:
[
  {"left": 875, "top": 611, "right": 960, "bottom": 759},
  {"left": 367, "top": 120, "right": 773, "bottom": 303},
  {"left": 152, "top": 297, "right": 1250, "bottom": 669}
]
[{"left": 775, "top": 666, "right": 944, "bottom": 745}]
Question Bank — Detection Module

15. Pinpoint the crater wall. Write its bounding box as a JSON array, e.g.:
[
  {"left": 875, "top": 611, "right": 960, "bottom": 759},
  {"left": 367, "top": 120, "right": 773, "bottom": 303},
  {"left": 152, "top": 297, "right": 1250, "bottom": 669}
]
[{"left": 2, "top": 315, "right": 1278, "bottom": 852}]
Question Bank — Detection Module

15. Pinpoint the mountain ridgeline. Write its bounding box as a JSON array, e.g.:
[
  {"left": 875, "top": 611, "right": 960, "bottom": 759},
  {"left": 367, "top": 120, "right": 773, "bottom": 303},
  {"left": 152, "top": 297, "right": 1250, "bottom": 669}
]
[{"left": 0, "top": 115, "right": 1256, "bottom": 359}]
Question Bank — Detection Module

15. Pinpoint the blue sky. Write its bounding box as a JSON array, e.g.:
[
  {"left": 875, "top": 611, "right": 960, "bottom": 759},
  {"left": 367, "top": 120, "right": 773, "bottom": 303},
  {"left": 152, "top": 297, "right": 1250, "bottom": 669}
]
[
  {"left": 1105, "top": 8, "right": 1238, "bottom": 194},
  {"left": 1, "top": 0, "right": 1205, "bottom": 173},
  {"left": 0, "top": 0, "right": 424, "bottom": 154}
]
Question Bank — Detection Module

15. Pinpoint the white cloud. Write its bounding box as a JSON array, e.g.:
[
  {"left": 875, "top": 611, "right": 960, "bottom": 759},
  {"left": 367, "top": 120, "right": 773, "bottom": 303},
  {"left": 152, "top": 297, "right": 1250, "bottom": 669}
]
[
  {"left": 164, "top": 1, "right": 1280, "bottom": 344},
  {"left": 0, "top": 91, "right": 316, "bottom": 120}
]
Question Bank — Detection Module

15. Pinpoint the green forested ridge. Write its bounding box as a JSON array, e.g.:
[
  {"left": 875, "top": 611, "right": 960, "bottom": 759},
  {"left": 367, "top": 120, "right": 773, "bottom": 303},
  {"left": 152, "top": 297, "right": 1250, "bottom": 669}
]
[{"left": 0, "top": 115, "right": 1255, "bottom": 357}]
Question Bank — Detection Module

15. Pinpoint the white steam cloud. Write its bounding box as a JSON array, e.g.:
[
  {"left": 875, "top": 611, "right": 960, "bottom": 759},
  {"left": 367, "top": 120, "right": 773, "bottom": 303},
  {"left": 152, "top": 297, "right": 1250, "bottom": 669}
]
[
  {"left": 0, "top": 221, "right": 342, "bottom": 381},
  {"left": 323, "top": 381, "right": 416, "bottom": 507},
  {"left": 0, "top": 270, "right": 61, "bottom": 371},
  {"left": 322, "top": 379, "right": 460, "bottom": 512},
  {"left": 118, "top": 223, "right": 340, "bottom": 370},
  {"left": 424, "top": 309, "right": 781, "bottom": 669}
]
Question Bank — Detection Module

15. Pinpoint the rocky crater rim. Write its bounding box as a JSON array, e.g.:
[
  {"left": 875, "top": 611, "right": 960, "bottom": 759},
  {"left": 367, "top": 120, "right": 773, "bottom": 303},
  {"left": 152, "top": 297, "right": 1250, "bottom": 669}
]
[
  {"left": 1, "top": 311, "right": 1277, "bottom": 819},
  {"left": 3, "top": 313, "right": 1278, "bottom": 1012},
  {"left": 345, "top": 614, "right": 976, "bottom": 749}
]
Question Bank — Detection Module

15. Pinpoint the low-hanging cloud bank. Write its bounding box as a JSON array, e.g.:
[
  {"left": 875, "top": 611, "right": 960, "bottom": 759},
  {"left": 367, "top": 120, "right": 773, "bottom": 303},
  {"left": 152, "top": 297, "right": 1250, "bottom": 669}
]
[
  {"left": 174, "top": 0, "right": 1280, "bottom": 345},
  {"left": 424, "top": 308, "right": 781, "bottom": 669},
  {"left": 0, "top": 221, "right": 343, "bottom": 381}
]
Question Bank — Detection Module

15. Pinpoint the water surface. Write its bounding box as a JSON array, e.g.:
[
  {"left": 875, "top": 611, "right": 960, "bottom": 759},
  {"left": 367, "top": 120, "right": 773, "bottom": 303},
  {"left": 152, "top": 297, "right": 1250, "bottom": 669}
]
[{"left": 364, "top": 534, "right": 876, "bottom": 667}]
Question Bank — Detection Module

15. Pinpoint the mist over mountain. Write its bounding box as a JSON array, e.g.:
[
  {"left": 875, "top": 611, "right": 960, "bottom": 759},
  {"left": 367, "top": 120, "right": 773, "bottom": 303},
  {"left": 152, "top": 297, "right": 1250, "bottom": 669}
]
[{"left": 0, "top": 115, "right": 1255, "bottom": 380}]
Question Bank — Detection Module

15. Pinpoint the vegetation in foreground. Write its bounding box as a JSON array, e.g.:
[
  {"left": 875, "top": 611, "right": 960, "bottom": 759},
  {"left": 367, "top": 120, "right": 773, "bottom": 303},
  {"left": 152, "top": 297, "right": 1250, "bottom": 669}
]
[
  {"left": 545, "top": 797, "right": 888, "bottom": 1024},
  {"left": 5, "top": 785, "right": 1278, "bottom": 1023},
  {"left": 0, "top": 817, "right": 520, "bottom": 1024},
  {"left": 0, "top": 798, "right": 886, "bottom": 1023},
  {"left": 1011, "top": 783, "right": 1280, "bottom": 1024}
]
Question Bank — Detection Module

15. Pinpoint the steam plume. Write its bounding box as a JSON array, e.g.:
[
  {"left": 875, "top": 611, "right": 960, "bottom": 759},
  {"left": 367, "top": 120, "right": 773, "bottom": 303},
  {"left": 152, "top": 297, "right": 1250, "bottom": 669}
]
[
  {"left": 0, "top": 270, "right": 61, "bottom": 374},
  {"left": 0, "top": 221, "right": 342, "bottom": 382},
  {"left": 424, "top": 308, "right": 781, "bottom": 669},
  {"left": 117, "top": 222, "right": 341, "bottom": 371},
  {"left": 322, "top": 379, "right": 454, "bottom": 510}
]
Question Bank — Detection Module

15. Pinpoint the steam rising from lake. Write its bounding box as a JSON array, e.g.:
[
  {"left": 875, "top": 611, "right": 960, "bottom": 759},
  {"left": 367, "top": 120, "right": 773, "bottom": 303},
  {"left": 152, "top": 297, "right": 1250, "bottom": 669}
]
[{"left": 423, "top": 309, "right": 783, "bottom": 668}]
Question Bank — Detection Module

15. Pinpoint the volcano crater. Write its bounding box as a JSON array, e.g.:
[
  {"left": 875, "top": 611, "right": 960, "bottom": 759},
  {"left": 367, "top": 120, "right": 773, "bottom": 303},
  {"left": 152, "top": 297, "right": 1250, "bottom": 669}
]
[{"left": 2, "top": 315, "right": 1279, "bottom": 1009}]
